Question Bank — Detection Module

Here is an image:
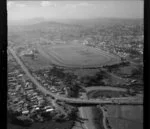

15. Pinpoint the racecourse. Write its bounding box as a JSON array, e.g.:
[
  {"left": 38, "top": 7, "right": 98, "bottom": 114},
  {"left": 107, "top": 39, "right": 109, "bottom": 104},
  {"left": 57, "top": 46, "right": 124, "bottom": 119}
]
[{"left": 36, "top": 43, "right": 121, "bottom": 68}]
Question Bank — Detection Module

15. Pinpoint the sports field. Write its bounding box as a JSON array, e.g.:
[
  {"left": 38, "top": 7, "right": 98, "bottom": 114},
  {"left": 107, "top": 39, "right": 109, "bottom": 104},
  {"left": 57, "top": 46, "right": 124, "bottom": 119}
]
[{"left": 37, "top": 43, "right": 121, "bottom": 68}]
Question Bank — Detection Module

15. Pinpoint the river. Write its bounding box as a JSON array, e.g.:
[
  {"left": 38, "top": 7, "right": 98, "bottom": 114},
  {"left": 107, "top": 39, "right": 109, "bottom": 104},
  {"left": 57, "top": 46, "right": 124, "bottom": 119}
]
[{"left": 76, "top": 88, "right": 143, "bottom": 129}]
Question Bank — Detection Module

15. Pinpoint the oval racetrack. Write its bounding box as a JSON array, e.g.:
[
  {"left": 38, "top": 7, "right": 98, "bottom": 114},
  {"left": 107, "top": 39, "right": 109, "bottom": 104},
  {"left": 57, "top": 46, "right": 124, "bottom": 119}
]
[{"left": 37, "top": 43, "right": 121, "bottom": 68}]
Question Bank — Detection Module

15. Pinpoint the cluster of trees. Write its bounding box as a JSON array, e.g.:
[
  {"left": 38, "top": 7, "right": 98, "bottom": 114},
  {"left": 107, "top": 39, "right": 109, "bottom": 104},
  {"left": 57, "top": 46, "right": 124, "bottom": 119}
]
[
  {"left": 48, "top": 66, "right": 81, "bottom": 98},
  {"left": 103, "top": 61, "right": 130, "bottom": 72},
  {"left": 131, "top": 66, "right": 143, "bottom": 80},
  {"left": 7, "top": 110, "right": 32, "bottom": 127},
  {"left": 51, "top": 102, "right": 78, "bottom": 122},
  {"left": 80, "top": 70, "right": 108, "bottom": 86}
]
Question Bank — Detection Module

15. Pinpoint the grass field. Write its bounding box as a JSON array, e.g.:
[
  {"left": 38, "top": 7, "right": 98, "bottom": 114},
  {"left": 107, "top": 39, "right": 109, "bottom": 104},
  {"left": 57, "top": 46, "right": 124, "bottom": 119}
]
[
  {"left": 37, "top": 43, "right": 121, "bottom": 68},
  {"left": 105, "top": 105, "right": 143, "bottom": 129}
]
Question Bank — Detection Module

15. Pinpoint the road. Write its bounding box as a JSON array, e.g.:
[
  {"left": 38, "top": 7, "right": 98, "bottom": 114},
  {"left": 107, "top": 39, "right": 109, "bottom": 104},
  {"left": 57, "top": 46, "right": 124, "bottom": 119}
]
[{"left": 8, "top": 47, "right": 143, "bottom": 105}]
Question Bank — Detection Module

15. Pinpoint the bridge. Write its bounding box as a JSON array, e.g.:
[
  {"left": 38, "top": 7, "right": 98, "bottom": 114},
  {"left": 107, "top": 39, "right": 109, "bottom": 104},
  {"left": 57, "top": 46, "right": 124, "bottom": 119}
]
[
  {"left": 57, "top": 97, "right": 142, "bottom": 105},
  {"left": 8, "top": 46, "right": 143, "bottom": 106}
]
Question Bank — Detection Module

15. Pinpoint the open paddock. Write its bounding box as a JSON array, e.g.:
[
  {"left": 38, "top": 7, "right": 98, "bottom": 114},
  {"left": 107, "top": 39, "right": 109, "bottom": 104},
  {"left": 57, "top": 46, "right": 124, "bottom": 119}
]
[
  {"left": 20, "top": 54, "right": 52, "bottom": 71},
  {"left": 105, "top": 105, "right": 143, "bottom": 129}
]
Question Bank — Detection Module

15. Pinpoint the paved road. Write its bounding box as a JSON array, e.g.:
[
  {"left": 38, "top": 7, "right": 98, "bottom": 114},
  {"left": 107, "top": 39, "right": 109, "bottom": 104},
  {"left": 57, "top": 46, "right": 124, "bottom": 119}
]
[{"left": 8, "top": 47, "right": 143, "bottom": 105}]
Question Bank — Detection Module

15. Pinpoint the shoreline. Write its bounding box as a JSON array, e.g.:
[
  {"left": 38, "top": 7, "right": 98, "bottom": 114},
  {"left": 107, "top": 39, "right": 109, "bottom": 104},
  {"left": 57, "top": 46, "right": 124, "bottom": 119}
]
[
  {"left": 74, "top": 92, "right": 104, "bottom": 129},
  {"left": 98, "top": 106, "right": 108, "bottom": 129}
]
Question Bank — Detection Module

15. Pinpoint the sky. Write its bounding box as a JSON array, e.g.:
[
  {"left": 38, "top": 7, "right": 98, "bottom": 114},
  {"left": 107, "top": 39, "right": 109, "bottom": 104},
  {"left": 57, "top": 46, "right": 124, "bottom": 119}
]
[{"left": 7, "top": 1, "right": 143, "bottom": 21}]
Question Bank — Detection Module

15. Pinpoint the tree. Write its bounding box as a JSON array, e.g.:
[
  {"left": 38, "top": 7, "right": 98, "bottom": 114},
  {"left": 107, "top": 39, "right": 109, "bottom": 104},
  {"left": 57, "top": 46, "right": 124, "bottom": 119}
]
[
  {"left": 67, "top": 80, "right": 81, "bottom": 98},
  {"left": 53, "top": 112, "right": 66, "bottom": 122}
]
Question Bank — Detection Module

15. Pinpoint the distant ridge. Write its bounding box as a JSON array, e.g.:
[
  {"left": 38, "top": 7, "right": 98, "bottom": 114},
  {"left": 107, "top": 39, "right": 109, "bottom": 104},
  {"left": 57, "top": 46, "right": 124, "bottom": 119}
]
[
  {"left": 8, "top": 17, "right": 143, "bottom": 27},
  {"left": 8, "top": 17, "right": 47, "bottom": 26},
  {"left": 57, "top": 18, "right": 143, "bottom": 27}
]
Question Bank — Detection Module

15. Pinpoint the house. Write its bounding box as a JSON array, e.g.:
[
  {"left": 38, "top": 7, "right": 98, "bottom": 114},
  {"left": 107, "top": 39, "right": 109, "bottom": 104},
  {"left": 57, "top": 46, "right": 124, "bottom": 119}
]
[
  {"left": 35, "top": 107, "right": 40, "bottom": 110},
  {"left": 32, "top": 92, "right": 38, "bottom": 96},
  {"left": 22, "top": 110, "right": 29, "bottom": 114},
  {"left": 46, "top": 108, "right": 54, "bottom": 112},
  {"left": 44, "top": 83, "right": 49, "bottom": 87},
  {"left": 18, "top": 74, "right": 23, "bottom": 77}
]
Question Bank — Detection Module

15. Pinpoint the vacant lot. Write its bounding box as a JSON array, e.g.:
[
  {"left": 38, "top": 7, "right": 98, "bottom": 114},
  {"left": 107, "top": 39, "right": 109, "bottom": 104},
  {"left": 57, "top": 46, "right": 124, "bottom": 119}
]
[
  {"left": 37, "top": 43, "right": 121, "bottom": 68},
  {"left": 21, "top": 54, "right": 52, "bottom": 71}
]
